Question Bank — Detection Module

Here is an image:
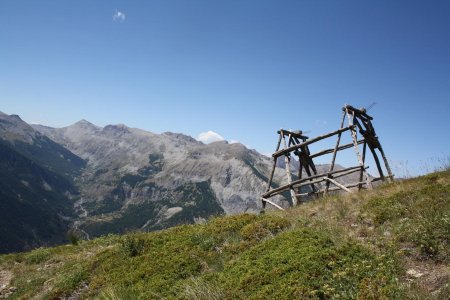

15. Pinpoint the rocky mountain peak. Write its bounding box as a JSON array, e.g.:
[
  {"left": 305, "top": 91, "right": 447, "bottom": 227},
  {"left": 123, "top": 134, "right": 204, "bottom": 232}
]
[
  {"left": 0, "top": 112, "right": 36, "bottom": 144},
  {"left": 102, "top": 124, "right": 130, "bottom": 136},
  {"left": 69, "top": 119, "right": 101, "bottom": 131}
]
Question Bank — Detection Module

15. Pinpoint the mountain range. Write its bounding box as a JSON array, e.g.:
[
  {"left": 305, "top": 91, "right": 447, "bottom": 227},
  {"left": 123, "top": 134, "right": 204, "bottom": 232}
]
[{"left": 0, "top": 111, "right": 350, "bottom": 253}]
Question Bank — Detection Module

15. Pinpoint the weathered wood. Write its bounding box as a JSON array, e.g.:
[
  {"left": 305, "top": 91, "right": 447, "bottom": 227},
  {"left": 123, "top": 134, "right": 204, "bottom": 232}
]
[
  {"left": 262, "top": 132, "right": 283, "bottom": 209},
  {"left": 369, "top": 145, "right": 385, "bottom": 179},
  {"left": 359, "top": 141, "right": 367, "bottom": 190},
  {"left": 347, "top": 109, "right": 373, "bottom": 189},
  {"left": 332, "top": 166, "right": 368, "bottom": 179},
  {"left": 261, "top": 198, "right": 285, "bottom": 210},
  {"left": 323, "top": 177, "right": 353, "bottom": 193},
  {"left": 324, "top": 111, "right": 346, "bottom": 194},
  {"left": 272, "top": 126, "right": 354, "bottom": 158},
  {"left": 282, "top": 132, "right": 298, "bottom": 206},
  {"left": 265, "top": 133, "right": 283, "bottom": 193},
  {"left": 344, "top": 104, "right": 373, "bottom": 120},
  {"left": 262, "top": 104, "right": 393, "bottom": 210},
  {"left": 277, "top": 129, "right": 308, "bottom": 140},
  {"left": 296, "top": 177, "right": 382, "bottom": 197},
  {"left": 310, "top": 140, "right": 365, "bottom": 159},
  {"left": 378, "top": 145, "right": 394, "bottom": 182},
  {"left": 262, "top": 165, "right": 361, "bottom": 198}
]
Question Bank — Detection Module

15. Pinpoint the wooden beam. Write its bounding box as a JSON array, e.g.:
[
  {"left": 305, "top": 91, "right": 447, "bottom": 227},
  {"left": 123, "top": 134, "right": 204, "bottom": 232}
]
[
  {"left": 261, "top": 198, "right": 285, "bottom": 210},
  {"left": 265, "top": 133, "right": 283, "bottom": 192},
  {"left": 324, "top": 111, "right": 346, "bottom": 195},
  {"left": 276, "top": 129, "right": 308, "bottom": 140},
  {"left": 310, "top": 140, "right": 365, "bottom": 159},
  {"left": 272, "top": 126, "right": 354, "bottom": 158},
  {"left": 346, "top": 109, "right": 373, "bottom": 190},
  {"left": 332, "top": 166, "right": 368, "bottom": 179},
  {"left": 296, "top": 177, "right": 383, "bottom": 197},
  {"left": 323, "top": 177, "right": 353, "bottom": 193},
  {"left": 262, "top": 165, "right": 361, "bottom": 198},
  {"left": 282, "top": 132, "right": 298, "bottom": 206},
  {"left": 344, "top": 104, "right": 373, "bottom": 120}
]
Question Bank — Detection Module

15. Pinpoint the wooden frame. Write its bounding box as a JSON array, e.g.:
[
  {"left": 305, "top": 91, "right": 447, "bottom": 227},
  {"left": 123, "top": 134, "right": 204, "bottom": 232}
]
[{"left": 262, "top": 104, "right": 394, "bottom": 210}]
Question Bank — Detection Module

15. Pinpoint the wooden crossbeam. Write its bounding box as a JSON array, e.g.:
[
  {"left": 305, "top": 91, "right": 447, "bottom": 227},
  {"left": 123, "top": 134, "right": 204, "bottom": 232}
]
[
  {"left": 272, "top": 126, "right": 354, "bottom": 158},
  {"left": 261, "top": 198, "right": 285, "bottom": 210},
  {"left": 310, "top": 140, "right": 365, "bottom": 159},
  {"left": 262, "top": 165, "right": 361, "bottom": 198}
]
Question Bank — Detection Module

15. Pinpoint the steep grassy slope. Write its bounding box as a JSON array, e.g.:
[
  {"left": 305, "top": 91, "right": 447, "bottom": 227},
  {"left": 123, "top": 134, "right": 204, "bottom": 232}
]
[
  {"left": 0, "top": 170, "right": 448, "bottom": 299},
  {"left": 0, "top": 141, "right": 79, "bottom": 253}
]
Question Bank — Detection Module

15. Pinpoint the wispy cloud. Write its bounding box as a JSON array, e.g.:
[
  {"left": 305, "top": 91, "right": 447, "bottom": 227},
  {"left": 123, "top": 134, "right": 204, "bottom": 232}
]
[
  {"left": 113, "top": 10, "right": 126, "bottom": 22},
  {"left": 197, "top": 131, "right": 225, "bottom": 144}
]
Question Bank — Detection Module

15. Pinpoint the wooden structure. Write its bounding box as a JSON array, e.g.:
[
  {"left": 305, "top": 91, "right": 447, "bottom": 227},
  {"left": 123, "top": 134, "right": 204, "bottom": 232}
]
[{"left": 261, "top": 104, "right": 393, "bottom": 210}]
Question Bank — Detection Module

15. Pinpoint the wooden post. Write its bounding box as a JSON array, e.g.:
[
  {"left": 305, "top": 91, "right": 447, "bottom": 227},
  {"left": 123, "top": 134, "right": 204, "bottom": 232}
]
[
  {"left": 378, "top": 145, "right": 394, "bottom": 182},
  {"left": 358, "top": 141, "right": 367, "bottom": 190},
  {"left": 346, "top": 109, "right": 373, "bottom": 189},
  {"left": 282, "top": 132, "right": 298, "bottom": 206},
  {"left": 263, "top": 132, "right": 282, "bottom": 209},
  {"left": 325, "top": 111, "right": 346, "bottom": 195}
]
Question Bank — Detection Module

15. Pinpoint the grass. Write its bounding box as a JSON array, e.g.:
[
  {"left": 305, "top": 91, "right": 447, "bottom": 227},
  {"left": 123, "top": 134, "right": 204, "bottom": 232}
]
[{"left": 0, "top": 170, "right": 449, "bottom": 299}]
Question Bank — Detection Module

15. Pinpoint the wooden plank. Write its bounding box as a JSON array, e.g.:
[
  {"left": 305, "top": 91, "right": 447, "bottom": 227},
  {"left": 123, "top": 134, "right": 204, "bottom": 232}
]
[
  {"left": 324, "top": 111, "right": 346, "bottom": 194},
  {"left": 332, "top": 166, "right": 368, "bottom": 179},
  {"left": 297, "top": 177, "right": 383, "bottom": 197},
  {"left": 272, "top": 126, "right": 354, "bottom": 158},
  {"left": 277, "top": 129, "right": 308, "bottom": 140},
  {"left": 347, "top": 109, "right": 373, "bottom": 189},
  {"left": 310, "top": 140, "right": 364, "bottom": 159},
  {"left": 344, "top": 104, "right": 373, "bottom": 120},
  {"left": 378, "top": 145, "right": 394, "bottom": 182},
  {"left": 261, "top": 198, "right": 285, "bottom": 210},
  {"left": 265, "top": 133, "right": 283, "bottom": 192},
  {"left": 282, "top": 132, "right": 298, "bottom": 206},
  {"left": 323, "top": 177, "right": 353, "bottom": 193},
  {"left": 262, "top": 165, "right": 361, "bottom": 198}
]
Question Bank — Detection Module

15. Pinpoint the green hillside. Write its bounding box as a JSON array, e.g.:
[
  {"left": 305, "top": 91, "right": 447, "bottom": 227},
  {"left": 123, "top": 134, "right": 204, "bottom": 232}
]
[
  {"left": 0, "top": 170, "right": 449, "bottom": 299},
  {"left": 0, "top": 141, "right": 79, "bottom": 253}
]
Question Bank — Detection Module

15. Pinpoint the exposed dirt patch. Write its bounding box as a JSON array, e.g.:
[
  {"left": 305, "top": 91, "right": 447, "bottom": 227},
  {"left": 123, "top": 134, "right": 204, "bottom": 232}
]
[
  {"left": 404, "top": 259, "right": 450, "bottom": 297},
  {"left": 0, "top": 270, "right": 14, "bottom": 299}
]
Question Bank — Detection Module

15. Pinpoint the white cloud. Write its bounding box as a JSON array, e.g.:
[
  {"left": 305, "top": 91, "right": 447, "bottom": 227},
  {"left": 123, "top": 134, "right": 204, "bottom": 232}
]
[
  {"left": 229, "top": 140, "right": 239, "bottom": 144},
  {"left": 113, "top": 10, "right": 126, "bottom": 22},
  {"left": 197, "top": 131, "right": 225, "bottom": 144}
]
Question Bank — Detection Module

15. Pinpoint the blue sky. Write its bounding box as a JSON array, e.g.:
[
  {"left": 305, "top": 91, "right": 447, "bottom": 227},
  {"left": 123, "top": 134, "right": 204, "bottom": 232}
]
[{"left": 1, "top": 1, "right": 449, "bottom": 176}]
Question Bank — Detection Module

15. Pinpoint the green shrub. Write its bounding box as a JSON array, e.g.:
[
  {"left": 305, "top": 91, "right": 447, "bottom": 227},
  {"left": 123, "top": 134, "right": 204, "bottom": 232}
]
[
  {"left": 120, "top": 235, "right": 146, "bottom": 257},
  {"left": 25, "top": 247, "right": 51, "bottom": 264},
  {"left": 240, "top": 215, "right": 290, "bottom": 242},
  {"left": 67, "top": 230, "right": 80, "bottom": 246}
]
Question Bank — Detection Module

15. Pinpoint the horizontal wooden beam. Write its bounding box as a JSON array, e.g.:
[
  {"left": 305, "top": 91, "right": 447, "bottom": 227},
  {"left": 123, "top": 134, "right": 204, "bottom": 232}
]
[
  {"left": 273, "top": 126, "right": 354, "bottom": 158},
  {"left": 332, "top": 166, "right": 368, "bottom": 179},
  {"left": 344, "top": 105, "right": 373, "bottom": 120},
  {"left": 296, "top": 176, "right": 382, "bottom": 197},
  {"left": 310, "top": 140, "right": 365, "bottom": 159},
  {"left": 262, "top": 165, "right": 361, "bottom": 198},
  {"left": 277, "top": 129, "right": 308, "bottom": 140}
]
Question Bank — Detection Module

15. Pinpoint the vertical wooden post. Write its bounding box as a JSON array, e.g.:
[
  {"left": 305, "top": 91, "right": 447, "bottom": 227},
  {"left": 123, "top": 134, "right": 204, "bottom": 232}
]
[
  {"left": 378, "top": 145, "right": 394, "bottom": 182},
  {"left": 325, "top": 111, "right": 346, "bottom": 195},
  {"left": 263, "top": 132, "right": 282, "bottom": 209},
  {"left": 358, "top": 141, "right": 367, "bottom": 191},
  {"left": 369, "top": 146, "right": 385, "bottom": 180},
  {"left": 282, "top": 132, "right": 298, "bottom": 206},
  {"left": 346, "top": 109, "right": 373, "bottom": 189}
]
